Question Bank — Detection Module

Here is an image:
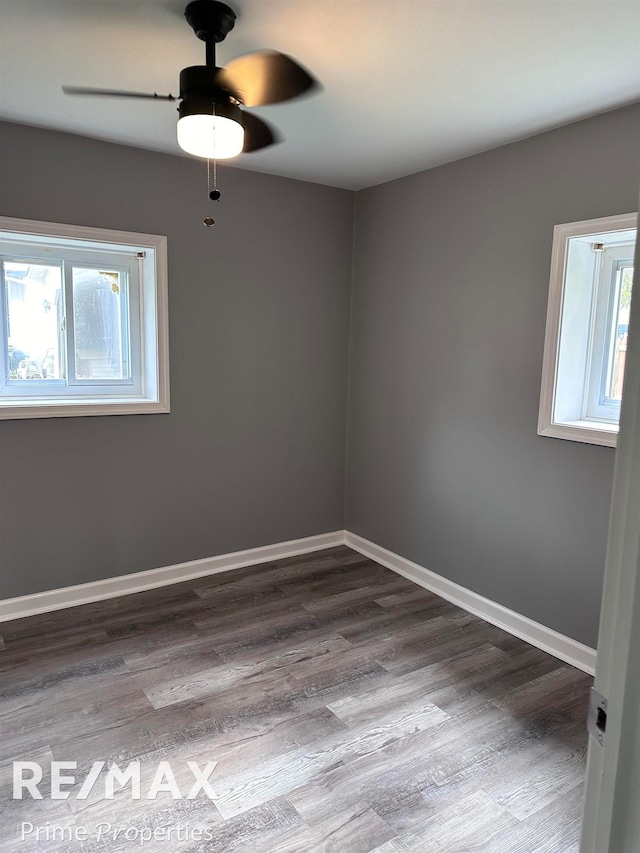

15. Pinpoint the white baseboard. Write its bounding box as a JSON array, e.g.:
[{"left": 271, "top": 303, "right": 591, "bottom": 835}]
[
  {"left": 0, "top": 528, "right": 597, "bottom": 675},
  {"left": 345, "top": 531, "right": 596, "bottom": 675},
  {"left": 0, "top": 531, "right": 345, "bottom": 623}
]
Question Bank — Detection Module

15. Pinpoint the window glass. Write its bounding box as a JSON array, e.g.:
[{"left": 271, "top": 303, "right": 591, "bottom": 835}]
[
  {"left": 4, "top": 260, "right": 64, "bottom": 381},
  {"left": 72, "top": 267, "right": 128, "bottom": 381},
  {"left": 605, "top": 264, "right": 633, "bottom": 403}
]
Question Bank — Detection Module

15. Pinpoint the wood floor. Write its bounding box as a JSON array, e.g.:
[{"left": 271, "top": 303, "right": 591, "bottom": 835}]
[{"left": 0, "top": 546, "right": 592, "bottom": 853}]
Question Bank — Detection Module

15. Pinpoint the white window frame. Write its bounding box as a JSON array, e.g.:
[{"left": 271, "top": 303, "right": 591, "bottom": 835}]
[
  {"left": 583, "top": 247, "right": 633, "bottom": 423},
  {"left": 538, "top": 212, "right": 637, "bottom": 447},
  {"left": 0, "top": 217, "right": 169, "bottom": 419}
]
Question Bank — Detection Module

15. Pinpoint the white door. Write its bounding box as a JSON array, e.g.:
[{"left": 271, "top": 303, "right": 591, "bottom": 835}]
[{"left": 581, "top": 233, "right": 640, "bottom": 852}]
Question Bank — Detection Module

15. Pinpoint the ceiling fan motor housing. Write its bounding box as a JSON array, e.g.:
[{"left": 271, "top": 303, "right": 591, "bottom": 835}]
[
  {"left": 178, "top": 96, "right": 241, "bottom": 124},
  {"left": 184, "top": 0, "right": 236, "bottom": 43},
  {"left": 179, "top": 66, "right": 235, "bottom": 102}
]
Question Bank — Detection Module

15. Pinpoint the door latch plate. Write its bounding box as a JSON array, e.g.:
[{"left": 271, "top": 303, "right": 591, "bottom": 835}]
[{"left": 587, "top": 686, "right": 608, "bottom": 745}]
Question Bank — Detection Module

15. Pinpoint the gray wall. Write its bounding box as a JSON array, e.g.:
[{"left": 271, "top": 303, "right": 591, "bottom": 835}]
[
  {"left": 346, "top": 104, "right": 640, "bottom": 648},
  {"left": 2, "top": 106, "right": 638, "bottom": 648},
  {"left": 0, "top": 122, "right": 354, "bottom": 598}
]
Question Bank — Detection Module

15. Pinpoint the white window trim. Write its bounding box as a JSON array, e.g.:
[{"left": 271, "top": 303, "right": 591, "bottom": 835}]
[
  {"left": 0, "top": 217, "right": 170, "bottom": 419},
  {"left": 538, "top": 212, "right": 637, "bottom": 448}
]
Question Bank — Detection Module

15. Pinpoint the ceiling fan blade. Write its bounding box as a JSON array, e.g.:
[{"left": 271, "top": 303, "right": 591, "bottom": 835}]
[
  {"left": 216, "top": 51, "right": 317, "bottom": 107},
  {"left": 63, "top": 86, "right": 176, "bottom": 101},
  {"left": 241, "top": 112, "right": 279, "bottom": 153}
]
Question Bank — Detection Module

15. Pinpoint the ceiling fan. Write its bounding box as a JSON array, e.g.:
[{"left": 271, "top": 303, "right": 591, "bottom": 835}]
[{"left": 62, "top": 0, "right": 318, "bottom": 161}]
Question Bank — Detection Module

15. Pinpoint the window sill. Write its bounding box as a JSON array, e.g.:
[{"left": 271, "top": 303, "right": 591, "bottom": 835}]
[
  {"left": 0, "top": 397, "right": 170, "bottom": 420},
  {"left": 538, "top": 419, "right": 617, "bottom": 448}
]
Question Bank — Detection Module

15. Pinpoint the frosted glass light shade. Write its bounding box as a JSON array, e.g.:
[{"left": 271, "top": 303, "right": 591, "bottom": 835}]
[{"left": 177, "top": 114, "right": 244, "bottom": 159}]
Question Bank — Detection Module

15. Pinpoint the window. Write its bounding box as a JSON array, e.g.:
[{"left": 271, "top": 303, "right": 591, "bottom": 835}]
[
  {"left": 538, "top": 212, "right": 637, "bottom": 447},
  {"left": 0, "top": 217, "right": 169, "bottom": 419}
]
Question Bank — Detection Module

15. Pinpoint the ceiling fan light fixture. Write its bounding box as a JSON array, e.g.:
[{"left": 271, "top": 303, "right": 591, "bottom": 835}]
[{"left": 177, "top": 98, "right": 244, "bottom": 159}]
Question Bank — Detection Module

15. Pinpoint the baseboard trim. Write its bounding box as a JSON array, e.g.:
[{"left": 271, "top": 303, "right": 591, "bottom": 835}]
[
  {"left": 345, "top": 531, "right": 596, "bottom": 675},
  {"left": 0, "top": 531, "right": 345, "bottom": 623},
  {"left": 0, "top": 529, "right": 597, "bottom": 674}
]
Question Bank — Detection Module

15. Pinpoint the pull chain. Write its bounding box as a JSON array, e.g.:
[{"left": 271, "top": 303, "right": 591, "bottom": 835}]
[
  {"left": 207, "top": 109, "right": 221, "bottom": 202},
  {"left": 203, "top": 112, "right": 220, "bottom": 227},
  {"left": 207, "top": 157, "right": 220, "bottom": 201}
]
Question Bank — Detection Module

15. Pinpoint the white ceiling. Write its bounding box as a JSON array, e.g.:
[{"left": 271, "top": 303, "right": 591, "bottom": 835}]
[{"left": 1, "top": 0, "right": 639, "bottom": 190}]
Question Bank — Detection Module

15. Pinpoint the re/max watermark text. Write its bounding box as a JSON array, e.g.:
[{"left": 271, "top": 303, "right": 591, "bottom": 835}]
[
  {"left": 21, "top": 822, "right": 217, "bottom": 845},
  {"left": 12, "top": 760, "right": 218, "bottom": 800}
]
